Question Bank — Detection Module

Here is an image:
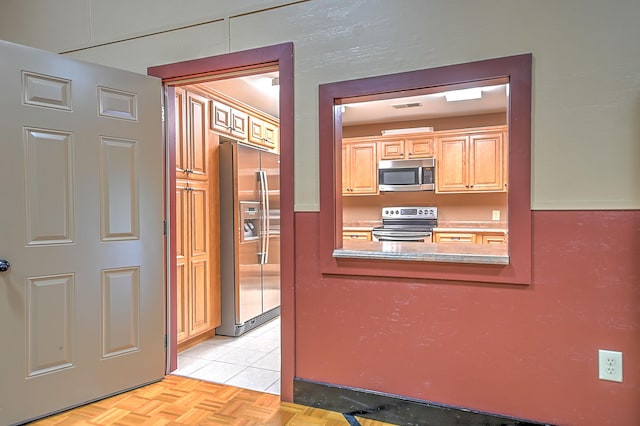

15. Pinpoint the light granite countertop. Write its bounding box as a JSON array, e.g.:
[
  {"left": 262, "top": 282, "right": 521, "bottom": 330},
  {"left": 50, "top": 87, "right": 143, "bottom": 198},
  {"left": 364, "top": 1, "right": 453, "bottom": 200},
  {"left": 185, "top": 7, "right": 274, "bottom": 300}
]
[
  {"left": 343, "top": 220, "right": 508, "bottom": 234},
  {"left": 336, "top": 239, "right": 509, "bottom": 265}
]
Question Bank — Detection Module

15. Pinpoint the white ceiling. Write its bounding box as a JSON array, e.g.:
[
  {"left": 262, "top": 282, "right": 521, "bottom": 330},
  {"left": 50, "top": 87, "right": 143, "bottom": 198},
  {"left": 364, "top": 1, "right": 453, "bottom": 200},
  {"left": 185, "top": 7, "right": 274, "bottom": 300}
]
[
  {"left": 342, "top": 84, "right": 508, "bottom": 125},
  {"left": 204, "top": 74, "right": 507, "bottom": 126}
]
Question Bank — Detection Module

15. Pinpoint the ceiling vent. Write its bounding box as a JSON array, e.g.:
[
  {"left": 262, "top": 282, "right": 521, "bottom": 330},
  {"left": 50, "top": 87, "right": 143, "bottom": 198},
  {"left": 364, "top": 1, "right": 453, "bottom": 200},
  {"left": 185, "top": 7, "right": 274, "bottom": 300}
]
[{"left": 392, "top": 102, "right": 422, "bottom": 109}]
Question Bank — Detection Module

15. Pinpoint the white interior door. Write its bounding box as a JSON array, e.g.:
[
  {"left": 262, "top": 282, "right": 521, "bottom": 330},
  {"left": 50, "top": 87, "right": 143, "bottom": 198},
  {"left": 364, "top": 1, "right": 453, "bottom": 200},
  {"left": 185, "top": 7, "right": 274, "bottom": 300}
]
[{"left": 0, "top": 40, "right": 165, "bottom": 425}]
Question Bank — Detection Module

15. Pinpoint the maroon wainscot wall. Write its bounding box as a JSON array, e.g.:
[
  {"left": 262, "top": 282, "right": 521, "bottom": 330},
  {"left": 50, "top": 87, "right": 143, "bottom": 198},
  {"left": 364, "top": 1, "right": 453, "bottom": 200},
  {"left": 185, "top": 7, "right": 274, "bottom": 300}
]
[{"left": 293, "top": 210, "right": 640, "bottom": 426}]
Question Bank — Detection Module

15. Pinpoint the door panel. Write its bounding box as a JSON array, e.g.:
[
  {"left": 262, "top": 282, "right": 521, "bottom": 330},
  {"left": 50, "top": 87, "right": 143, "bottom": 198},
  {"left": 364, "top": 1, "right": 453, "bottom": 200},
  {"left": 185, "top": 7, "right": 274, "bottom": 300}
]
[
  {"left": 0, "top": 40, "right": 164, "bottom": 425},
  {"left": 187, "top": 91, "right": 209, "bottom": 180}
]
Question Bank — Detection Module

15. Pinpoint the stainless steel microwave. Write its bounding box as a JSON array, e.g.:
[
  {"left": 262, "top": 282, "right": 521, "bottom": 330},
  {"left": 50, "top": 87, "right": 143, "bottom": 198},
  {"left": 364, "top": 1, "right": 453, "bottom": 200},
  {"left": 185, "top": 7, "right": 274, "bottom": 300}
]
[{"left": 378, "top": 158, "right": 435, "bottom": 191}]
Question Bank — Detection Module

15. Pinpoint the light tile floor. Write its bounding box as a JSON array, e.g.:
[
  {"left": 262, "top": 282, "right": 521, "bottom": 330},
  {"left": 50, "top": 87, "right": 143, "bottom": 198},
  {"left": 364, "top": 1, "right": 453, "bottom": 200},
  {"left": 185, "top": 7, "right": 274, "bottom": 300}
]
[{"left": 174, "top": 317, "right": 281, "bottom": 395}]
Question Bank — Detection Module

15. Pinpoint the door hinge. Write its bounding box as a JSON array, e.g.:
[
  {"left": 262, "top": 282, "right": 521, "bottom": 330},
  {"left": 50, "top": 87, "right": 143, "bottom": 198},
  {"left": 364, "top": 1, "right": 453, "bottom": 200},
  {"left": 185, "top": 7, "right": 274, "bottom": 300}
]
[
  {"left": 161, "top": 105, "right": 165, "bottom": 122},
  {"left": 164, "top": 334, "right": 167, "bottom": 348},
  {"left": 163, "top": 220, "right": 167, "bottom": 235}
]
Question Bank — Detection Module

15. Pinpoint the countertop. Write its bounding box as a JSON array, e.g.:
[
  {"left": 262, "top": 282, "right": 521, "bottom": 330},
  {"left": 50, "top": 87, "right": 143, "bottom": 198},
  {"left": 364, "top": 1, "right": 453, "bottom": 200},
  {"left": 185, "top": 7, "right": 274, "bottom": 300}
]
[
  {"left": 336, "top": 239, "right": 509, "bottom": 265},
  {"left": 432, "top": 221, "right": 508, "bottom": 234},
  {"left": 343, "top": 220, "right": 508, "bottom": 234}
]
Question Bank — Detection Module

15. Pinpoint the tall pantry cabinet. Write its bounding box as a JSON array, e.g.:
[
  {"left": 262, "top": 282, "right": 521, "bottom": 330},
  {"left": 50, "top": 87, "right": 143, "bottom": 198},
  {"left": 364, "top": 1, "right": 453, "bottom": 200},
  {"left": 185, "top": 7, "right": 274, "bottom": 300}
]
[{"left": 175, "top": 87, "right": 221, "bottom": 349}]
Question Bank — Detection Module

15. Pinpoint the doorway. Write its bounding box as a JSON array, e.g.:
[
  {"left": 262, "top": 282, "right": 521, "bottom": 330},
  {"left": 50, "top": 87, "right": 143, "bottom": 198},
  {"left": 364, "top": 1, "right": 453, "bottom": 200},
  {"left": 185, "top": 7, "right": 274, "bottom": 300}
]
[
  {"left": 148, "top": 42, "right": 295, "bottom": 400},
  {"left": 172, "top": 71, "right": 281, "bottom": 394}
]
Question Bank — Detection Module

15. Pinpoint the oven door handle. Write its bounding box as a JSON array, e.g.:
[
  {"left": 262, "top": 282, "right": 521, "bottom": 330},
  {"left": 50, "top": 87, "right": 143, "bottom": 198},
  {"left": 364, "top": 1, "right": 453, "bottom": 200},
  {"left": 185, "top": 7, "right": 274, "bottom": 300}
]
[
  {"left": 377, "top": 235, "right": 427, "bottom": 242},
  {"left": 373, "top": 232, "right": 432, "bottom": 242}
]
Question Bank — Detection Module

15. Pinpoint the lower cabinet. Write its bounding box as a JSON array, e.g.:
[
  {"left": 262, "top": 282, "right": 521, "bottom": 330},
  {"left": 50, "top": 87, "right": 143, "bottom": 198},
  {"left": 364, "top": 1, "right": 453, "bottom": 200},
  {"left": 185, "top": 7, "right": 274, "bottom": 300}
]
[
  {"left": 480, "top": 233, "right": 507, "bottom": 244},
  {"left": 434, "top": 232, "right": 477, "bottom": 243},
  {"left": 434, "top": 231, "right": 506, "bottom": 244},
  {"left": 343, "top": 229, "right": 372, "bottom": 241},
  {"left": 176, "top": 180, "right": 220, "bottom": 346}
]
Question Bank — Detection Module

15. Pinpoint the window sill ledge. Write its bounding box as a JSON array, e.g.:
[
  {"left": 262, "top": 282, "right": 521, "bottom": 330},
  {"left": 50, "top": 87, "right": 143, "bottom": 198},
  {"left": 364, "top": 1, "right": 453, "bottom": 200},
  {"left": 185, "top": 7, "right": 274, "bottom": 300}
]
[{"left": 334, "top": 240, "right": 509, "bottom": 265}]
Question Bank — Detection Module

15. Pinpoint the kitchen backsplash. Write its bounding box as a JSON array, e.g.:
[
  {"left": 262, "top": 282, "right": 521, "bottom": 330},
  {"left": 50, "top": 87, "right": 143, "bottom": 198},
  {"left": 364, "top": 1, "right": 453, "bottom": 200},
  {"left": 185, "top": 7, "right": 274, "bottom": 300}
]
[{"left": 342, "top": 191, "right": 508, "bottom": 224}]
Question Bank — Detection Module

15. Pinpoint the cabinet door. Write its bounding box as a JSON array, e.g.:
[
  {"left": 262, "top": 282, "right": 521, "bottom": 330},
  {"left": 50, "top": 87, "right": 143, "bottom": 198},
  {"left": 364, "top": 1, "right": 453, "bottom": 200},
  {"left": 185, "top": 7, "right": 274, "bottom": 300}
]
[
  {"left": 263, "top": 120, "right": 279, "bottom": 151},
  {"left": 434, "top": 232, "right": 477, "bottom": 243},
  {"left": 469, "top": 132, "right": 504, "bottom": 191},
  {"left": 436, "top": 135, "right": 468, "bottom": 192},
  {"left": 248, "top": 116, "right": 278, "bottom": 151},
  {"left": 176, "top": 181, "right": 190, "bottom": 343},
  {"left": 379, "top": 139, "right": 405, "bottom": 160},
  {"left": 348, "top": 142, "right": 378, "bottom": 194},
  {"left": 188, "top": 181, "right": 212, "bottom": 336},
  {"left": 342, "top": 144, "right": 350, "bottom": 194},
  {"left": 343, "top": 230, "right": 372, "bottom": 241},
  {"left": 187, "top": 91, "right": 209, "bottom": 180},
  {"left": 175, "top": 88, "right": 188, "bottom": 180},
  {"left": 481, "top": 234, "right": 506, "bottom": 244},
  {"left": 230, "top": 108, "right": 248, "bottom": 139},
  {"left": 248, "top": 116, "right": 265, "bottom": 145},
  {"left": 211, "top": 100, "right": 233, "bottom": 135},
  {"left": 406, "top": 136, "right": 434, "bottom": 158}
]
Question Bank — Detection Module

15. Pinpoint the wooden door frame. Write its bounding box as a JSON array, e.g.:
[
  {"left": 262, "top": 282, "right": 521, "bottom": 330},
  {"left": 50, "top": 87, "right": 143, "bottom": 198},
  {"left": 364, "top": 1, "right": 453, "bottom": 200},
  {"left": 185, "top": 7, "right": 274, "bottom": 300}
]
[{"left": 148, "top": 42, "right": 295, "bottom": 401}]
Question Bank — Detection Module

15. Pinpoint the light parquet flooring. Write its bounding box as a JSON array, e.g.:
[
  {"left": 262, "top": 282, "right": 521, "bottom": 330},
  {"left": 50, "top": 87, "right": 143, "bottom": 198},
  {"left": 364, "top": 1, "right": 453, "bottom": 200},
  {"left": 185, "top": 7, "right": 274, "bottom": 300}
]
[{"left": 29, "top": 375, "right": 394, "bottom": 426}]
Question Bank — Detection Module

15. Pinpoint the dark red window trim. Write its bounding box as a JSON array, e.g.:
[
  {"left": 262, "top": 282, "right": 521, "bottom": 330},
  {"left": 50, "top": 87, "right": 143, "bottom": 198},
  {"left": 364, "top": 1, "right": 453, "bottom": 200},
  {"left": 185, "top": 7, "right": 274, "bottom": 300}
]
[{"left": 318, "top": 54, "right": 532, "bottom": 285}]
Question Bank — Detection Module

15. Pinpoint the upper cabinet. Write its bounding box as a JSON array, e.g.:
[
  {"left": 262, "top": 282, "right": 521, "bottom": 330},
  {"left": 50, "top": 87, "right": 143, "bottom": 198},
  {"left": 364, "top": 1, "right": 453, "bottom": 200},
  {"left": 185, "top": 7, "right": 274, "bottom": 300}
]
[
  {"left": 379, "top": 135, "right": 434, "bottom": 160},
  {"left": 248, "top": 116, "right": 279, "bottom": 151},
  {"left": 436, "top": 126, "right": 507, "bottom": 193},
  {"left": 211, "top": 100, "right": 248, "bottom": 140},
  {"left": 175, "top": 88, "right": 210, "bottom": 181},
  {"left": 190, "top": 84, "right": 279, "bottom": 153},
  {"left": 343, "top": 125, "right": 507, "bottom": 196},
  {"left": 342, "top": 139, "right": 378, "bottom": 195}
]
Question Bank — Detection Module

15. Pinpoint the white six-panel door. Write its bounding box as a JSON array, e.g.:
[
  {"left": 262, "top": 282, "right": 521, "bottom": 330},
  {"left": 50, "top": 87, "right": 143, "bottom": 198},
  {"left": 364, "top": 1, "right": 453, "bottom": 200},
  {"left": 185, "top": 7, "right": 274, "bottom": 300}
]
[{"left": 0, "top": 40, "right": 165, "bottom": 425}]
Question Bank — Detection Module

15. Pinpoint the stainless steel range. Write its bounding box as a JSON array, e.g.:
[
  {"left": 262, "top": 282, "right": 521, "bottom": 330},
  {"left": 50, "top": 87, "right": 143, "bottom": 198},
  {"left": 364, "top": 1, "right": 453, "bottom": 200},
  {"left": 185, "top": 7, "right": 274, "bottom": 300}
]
[{"left": 372, "top": 206, "right": 437, "bottom": 242}]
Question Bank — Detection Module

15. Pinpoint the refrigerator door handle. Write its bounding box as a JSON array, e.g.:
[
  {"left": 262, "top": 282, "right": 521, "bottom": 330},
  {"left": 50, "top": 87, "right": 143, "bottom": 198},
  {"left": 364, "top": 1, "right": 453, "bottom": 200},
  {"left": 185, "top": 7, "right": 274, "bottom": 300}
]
[{"left": 258, "top": 170, "right": 270, "bottom": 265}]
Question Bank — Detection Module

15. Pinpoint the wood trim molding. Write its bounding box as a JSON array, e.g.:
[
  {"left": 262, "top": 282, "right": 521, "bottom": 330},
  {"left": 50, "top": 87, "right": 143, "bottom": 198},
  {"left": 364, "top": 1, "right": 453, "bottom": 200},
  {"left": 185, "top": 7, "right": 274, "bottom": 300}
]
[
  {"left": 318, "top": 54, "right": 532, "bottom": 285},
  {"left": 148, "top": 42, "right": 295, "bottom": 401}
]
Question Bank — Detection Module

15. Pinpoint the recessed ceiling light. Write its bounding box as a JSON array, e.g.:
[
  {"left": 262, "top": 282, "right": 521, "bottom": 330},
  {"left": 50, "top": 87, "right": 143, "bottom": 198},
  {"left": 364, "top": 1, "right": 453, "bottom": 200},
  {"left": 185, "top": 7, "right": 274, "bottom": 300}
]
[{"left": 444, "top": 88, "right": 482, "bottom": 102}]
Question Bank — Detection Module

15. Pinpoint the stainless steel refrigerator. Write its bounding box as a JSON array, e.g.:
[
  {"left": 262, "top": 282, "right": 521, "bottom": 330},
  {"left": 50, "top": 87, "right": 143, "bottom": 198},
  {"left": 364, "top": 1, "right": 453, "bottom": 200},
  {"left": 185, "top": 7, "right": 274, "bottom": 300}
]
[{"left": 217, "top": 138, "right": 280, "bottom": 336}]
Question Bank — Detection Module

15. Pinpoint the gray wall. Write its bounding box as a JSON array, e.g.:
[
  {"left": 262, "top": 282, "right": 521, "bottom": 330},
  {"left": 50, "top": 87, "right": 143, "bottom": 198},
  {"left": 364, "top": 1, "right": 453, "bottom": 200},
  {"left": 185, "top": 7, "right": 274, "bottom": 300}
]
[{"left": 1, "top": 0, "right": 639, "bottom": 210}]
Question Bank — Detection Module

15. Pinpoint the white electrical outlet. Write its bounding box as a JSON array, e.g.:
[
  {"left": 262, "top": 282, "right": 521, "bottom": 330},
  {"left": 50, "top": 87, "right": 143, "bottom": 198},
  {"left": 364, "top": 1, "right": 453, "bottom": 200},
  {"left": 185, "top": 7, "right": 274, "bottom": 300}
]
[
  {"left": 598, "top": 349, "right": 623, "bottom": 382},
  {"left": 492, "top": 210, "right": 500, "bottom": 221}
]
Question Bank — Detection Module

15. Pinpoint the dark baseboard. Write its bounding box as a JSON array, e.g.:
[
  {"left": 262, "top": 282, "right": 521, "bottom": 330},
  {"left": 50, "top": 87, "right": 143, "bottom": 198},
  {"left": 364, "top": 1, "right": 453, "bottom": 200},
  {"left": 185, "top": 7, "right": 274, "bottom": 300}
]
[{"left": 293, "top": 378, "right": 551, "bottom": 426}]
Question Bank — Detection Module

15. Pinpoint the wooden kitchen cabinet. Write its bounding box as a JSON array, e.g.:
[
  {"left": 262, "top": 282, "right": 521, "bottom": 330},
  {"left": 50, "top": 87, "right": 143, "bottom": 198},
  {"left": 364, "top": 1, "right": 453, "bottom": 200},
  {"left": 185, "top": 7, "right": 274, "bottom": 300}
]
[
  {"left": 176, "top": 180, "right": 217, "bottom": 345},
  {"left": 434, "top": 230, "right": 507, "bottom": 244},
  {"left": 343, "top": 229, "right": 372, "bottom": 241},
  {"left": 436, "top": 126, "right": 506, "bottom": 193},
  {"left": 248, "top": 115, "right": 279, "bottom": 152},
  {"left": 175, "top": 88, "right": 210, "bottom": 181},
  {"left": 175, "top": 84, "right": 222, "bottom": 350},
  {"left": 434, "top": 232, "right": 477, "bottom": 243},
  {"left": 211, "top": 99, "right": 248, "bottom": 140},
  {"left": 480, "top": 232, "right": 507, "bottom": 244},
  {"left": 342, "top": 140, "right": 378, "bottom": 195},
  {"left": 379, "top": 135, "right": 434, "bottom": 160}
]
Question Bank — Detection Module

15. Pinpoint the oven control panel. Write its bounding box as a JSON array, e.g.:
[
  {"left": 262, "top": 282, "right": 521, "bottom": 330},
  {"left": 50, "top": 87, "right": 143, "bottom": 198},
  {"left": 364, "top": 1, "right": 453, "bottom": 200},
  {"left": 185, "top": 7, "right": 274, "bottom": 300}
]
[{"left": 381, "top": 206, "right": 437, "bottom": 219}]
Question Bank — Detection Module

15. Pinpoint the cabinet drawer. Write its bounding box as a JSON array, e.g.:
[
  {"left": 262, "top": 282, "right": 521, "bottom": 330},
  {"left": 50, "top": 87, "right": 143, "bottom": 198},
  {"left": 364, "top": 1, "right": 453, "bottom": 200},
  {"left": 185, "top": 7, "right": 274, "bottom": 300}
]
[
  {"left": 343, "top": 230, "right": 372, "bottom": 241},
  {"left": 481, "top": 234, "right": 506, "bottom": 244},
  {"left": 434, "top": 232, "right": 476, "bottom": 243}
]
